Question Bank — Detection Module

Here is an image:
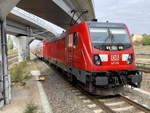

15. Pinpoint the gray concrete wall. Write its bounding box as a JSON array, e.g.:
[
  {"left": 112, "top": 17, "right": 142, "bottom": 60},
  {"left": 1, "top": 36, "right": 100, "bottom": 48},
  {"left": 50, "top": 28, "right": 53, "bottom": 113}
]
[{"left": 14, "top": 36, "right": 30, "bottom": 62}]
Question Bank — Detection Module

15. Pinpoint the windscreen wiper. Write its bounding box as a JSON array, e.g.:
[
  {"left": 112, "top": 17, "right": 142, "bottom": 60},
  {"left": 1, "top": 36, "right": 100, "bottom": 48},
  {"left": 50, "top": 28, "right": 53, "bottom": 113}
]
[{"left": 104, "top": 28, "right": 115, "bottom": 44}]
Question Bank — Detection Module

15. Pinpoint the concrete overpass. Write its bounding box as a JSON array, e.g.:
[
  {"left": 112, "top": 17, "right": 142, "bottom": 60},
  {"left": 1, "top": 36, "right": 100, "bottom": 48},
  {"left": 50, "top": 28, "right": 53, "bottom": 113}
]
[
  {"left": 7, "top": 7, "right": 63, "bottom": 64},
  {"left": 8, "top": 7, "right": 62, "bottom": 39},
  {"left": 0, "top": 0, "right": 95, "bottom": 108},
  {"left": 16, "top": 0, "right": 95, "bottom": 29}
]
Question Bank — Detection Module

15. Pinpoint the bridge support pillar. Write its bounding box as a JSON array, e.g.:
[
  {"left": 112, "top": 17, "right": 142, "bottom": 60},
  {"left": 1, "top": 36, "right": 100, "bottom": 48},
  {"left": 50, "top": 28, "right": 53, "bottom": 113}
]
[
  {"left": 14, "top": 26, "right": 33, "bottom": 62},
  {"left": 0, "top": 19, "right": 11, "bottom": 108},
  {"left": 15, "top": 36, "right": 30, "bottom": 62}
]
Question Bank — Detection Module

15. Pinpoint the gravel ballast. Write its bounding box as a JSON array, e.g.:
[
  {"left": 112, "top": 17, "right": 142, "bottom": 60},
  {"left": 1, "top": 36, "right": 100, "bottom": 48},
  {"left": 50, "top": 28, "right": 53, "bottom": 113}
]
[
  {"left": 123, "top": 73, "right": 150, "bottom": 109},
  {"left": 35, "top": 59, "right": 150, "bottom": 112},
  {"left": 141, "top": 73, "right": 150, "bottom": 92},
  {"left": 36, "top": 60, "right": 96, "bottom": 113}
]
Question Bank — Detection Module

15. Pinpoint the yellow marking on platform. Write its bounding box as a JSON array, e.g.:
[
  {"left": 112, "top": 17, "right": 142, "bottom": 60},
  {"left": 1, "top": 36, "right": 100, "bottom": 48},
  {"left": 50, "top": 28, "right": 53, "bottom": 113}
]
[{"left": 39, "top": 76, "right": 45, "bottom": 81}]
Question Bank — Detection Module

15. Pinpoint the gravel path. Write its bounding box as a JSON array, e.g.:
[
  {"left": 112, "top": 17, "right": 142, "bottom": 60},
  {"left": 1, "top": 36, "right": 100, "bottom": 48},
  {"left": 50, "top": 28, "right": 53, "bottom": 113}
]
[
  {"left": 141, "top": 73, "right": 150, "bottom": 92},
  {"left": 0, "top": 78, "right": 43, "bottom": 113},
  {"left": 36, "top": 60, "right": 95, "bottom": 113}
]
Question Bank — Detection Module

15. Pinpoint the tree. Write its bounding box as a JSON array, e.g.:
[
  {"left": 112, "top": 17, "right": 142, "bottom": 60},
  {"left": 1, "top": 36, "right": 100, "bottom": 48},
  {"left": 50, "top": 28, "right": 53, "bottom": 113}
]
[{"left": 142, "top": 35, "right": 150, "bottom": 45}]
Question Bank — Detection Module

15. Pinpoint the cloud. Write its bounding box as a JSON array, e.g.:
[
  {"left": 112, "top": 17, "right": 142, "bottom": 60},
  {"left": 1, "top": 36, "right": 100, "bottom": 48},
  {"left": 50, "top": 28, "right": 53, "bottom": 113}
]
[{"left": 94, "top": 0, "right": 150, "bottom": 34}]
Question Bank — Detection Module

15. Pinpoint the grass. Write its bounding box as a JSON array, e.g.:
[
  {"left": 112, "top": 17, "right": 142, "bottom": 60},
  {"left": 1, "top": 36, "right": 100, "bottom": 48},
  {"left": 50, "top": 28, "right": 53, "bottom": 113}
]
[
  {"left": 24, "top": 103, "right": 44, "bottom": 113},
  {"left": 137, "top": 63, "right": 150, "bottom": 69},
  {"left": 10, "top": 61, "right": 30, "bottom": 86},
  {"left": 24, "top": 103, "right": 38, "bottom": 113},
  {"left": 8, "top": 49, "right": 17, "bottom": 55},
  {"left": 10, "top": 61, "right": 38, "bottom": 86}
]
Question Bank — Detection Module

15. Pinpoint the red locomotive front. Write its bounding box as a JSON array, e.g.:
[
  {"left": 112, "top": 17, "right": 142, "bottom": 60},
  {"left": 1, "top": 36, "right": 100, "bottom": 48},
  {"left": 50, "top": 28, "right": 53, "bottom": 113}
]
[
  {"left": 41, "top": 21, "right": 142, "bottom": 96},
  {"left": 89, "top": 23, "right": 135, "bottom": 71}
]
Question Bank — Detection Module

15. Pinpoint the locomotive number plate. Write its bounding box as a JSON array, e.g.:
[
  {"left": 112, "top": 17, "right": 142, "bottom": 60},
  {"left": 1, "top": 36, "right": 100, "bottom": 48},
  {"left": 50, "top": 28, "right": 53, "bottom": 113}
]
[{"left": 111, "top": 54, "right": 119, "bottom": 61}]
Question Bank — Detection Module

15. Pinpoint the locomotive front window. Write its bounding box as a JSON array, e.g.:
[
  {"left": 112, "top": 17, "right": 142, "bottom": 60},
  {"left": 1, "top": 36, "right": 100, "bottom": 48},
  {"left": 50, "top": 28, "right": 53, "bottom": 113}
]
[
  {"left": 90, "top": 27, "right": 131, "bottom": 50},
  {"left": 90, "top": 28, "right": 108, "bottom": 43},
  {"left": 90, "top": 28, "right": 130, "bottom": 44}
]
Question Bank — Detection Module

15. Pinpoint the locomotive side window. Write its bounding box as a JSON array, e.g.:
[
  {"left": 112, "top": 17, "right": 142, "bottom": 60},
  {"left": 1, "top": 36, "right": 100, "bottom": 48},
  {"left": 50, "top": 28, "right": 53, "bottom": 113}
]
[
  {"left": 68, "top": 34, "right": 73, "bottom": 47},
  {"left": 73, "top": 32, "right": 78, "bottom": 46}
]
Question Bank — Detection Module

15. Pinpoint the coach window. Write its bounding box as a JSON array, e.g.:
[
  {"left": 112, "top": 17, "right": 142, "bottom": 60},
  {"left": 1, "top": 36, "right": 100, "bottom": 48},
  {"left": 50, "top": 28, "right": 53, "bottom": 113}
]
[{"left": 73, "top": 32, "right": 78, "bottom": 46}]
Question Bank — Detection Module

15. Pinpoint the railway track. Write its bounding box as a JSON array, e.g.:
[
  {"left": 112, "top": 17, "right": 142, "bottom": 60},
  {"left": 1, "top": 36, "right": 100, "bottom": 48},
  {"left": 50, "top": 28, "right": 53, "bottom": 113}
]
[
  {"left": 136, "top": 53, "right": 150, "bottom": 73},
  {"left": 136, "top": 63, "right": 150, "bottom": 73},
  {"left": 120, "top": 96, "right": 150, "bottom": 113},
  {"left": 138, "top": 68, "right": 150, "bottom": 73},
  {"left": 136, "top": 54, "right": 150, "bottom": 56},
  {"left": 70, "top": 86, "right": 150, "bottom": 113},
  {"left": 42, "top": 60, "right": 150, "bottom": 113},
  {"left": 137, "top": 63, "right": 150, "bottom": 68}
]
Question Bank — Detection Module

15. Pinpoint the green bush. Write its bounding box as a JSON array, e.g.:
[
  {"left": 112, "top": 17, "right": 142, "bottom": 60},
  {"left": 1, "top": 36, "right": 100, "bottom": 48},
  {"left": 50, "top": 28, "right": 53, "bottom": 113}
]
[
  {"left": 26, "top": 55, "right": 30, "bottom": 61},
  {"left": 24, "top": 103, "right": 38, "bottom": 113},
  {"left": 8, "top": 49, "right": 17, "bottom": 55},
  {"left": 10, "top": 61, "right": 30, "bottom": 85},
  {"left": 134, "top": 40, "right": 141, "bottom": 46},
  {"left": 142, "top": 35, "right": 150, "bottom": 45}
]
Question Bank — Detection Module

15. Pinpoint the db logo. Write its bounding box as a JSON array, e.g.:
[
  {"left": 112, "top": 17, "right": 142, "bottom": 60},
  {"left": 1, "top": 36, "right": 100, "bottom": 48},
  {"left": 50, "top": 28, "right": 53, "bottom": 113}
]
[{"left": 111, "top": 54, "right": 119, "bottom": 61}]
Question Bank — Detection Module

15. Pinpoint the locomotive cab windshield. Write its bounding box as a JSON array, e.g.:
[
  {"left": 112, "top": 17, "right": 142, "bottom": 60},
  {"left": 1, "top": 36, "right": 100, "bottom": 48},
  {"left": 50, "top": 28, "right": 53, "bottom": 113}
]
[{"left": 89, "top": 22, "right": 131, "bottom": 51}]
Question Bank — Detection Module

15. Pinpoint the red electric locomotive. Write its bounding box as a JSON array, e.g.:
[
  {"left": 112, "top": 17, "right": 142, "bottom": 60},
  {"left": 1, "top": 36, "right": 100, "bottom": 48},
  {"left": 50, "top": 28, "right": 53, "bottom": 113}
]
[{"left": 41, "top": 21, "right": 142, "bottom": 95}]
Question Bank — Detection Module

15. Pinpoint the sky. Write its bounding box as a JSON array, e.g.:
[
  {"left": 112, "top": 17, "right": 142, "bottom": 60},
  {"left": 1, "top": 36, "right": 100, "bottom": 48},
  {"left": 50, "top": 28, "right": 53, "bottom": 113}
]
[{"left": 94, "top": 0, "right": 150, "bottom": 34}]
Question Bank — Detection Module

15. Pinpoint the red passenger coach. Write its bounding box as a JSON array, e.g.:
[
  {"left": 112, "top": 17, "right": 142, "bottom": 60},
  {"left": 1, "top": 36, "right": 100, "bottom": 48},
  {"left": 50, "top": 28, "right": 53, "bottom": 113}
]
[{"left": 40, "top": 21, "right": 142, "bottom": 96}]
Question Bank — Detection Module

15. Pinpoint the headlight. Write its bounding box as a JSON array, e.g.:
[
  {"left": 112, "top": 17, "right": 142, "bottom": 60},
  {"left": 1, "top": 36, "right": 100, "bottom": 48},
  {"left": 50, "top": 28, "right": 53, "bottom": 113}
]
[
  {"left": 94, "top": 55, "right": 99, "bottom": 61},
  {"left": 127, "top": 54, "right": 133, "bottom": 64},
  {"left": 122, "top": 54, "right": 133, "bottom": 64},
  {"left": 93, "top": 55, "right": 101, "bottom": 66}
]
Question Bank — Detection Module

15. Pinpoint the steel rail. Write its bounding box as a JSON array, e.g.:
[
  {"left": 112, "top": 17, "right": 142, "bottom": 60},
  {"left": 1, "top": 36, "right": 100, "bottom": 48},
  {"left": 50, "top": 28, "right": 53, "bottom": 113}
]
[
  {"left": 77, "top": 86, "right": 116, "bottom": 113},
  {"left": 138, "top": 68, "right": 150, "bottom": 73},
  {"left": 120, "top": 95, "right": 150, "bottom": 113},
  {"left": 77, "top": 85, "right": 150, "bottom": 113},
  {"left": 136, "top": 54, "right": 150, "bottom": 56},
  {"left": 85, "top": 94, "right": 116, "bottom": 113}
]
